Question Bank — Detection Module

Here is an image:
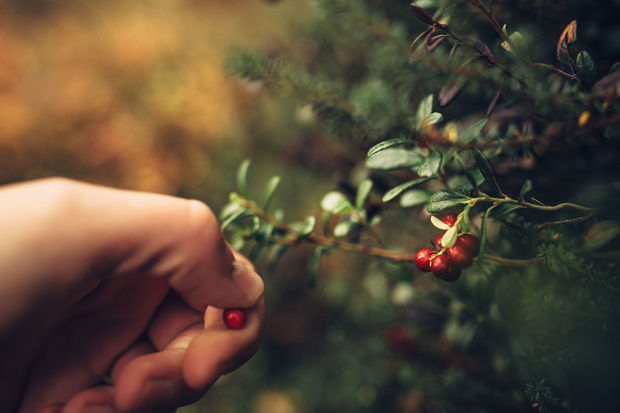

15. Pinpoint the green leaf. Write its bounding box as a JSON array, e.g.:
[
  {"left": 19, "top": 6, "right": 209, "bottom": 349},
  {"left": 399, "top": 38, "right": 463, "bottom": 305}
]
[
  {"left": 382, "top": 177, "right": 434, "bottom": 202},
  {"left": 320, "top": 192, "right": 353, "bottom": 214},
  {"left": 501, "top": 30, "right": 526, "bottom": 54},
  {"left": 334, "top": 221, "right": 356, "bottom": 238},
  {"left": 417, "top": 150, "right": 442, "bottom": 177},
  {"left": 441, "top": 225, "right": 458, "bottom": 248},
  {"left": 581, "top": 221, "right": 620, "bottom": 252},
  {"left": 307, "top": 246, "right": 324, "bottom": 288},
  {"left": 237, "top": 159, "right": 251, "bottom": 197},
  {"left": 479, "top": 208, "right": 491, "bottom": 258},
  {"left": 290, "top": 215, "right": 317, "bottom": 237},
  {"left": 489, "top": 203, "right": 524, "bottom": 220},
  {"left": 355, "top": 179, "right": 373, "bottom": 210},
  {"left": 459, "top": 118, "right": 488, "bottom": 143},
  {"left": 459, "top": 205, "right": 471, "bottom": 233},
  {"left": 416, "top": 94, "right": 434, "bottom": 129},
  {"left": 518, "top": 179, "right": 532, "bottom": 202},
  {"left": 576, "top": 50, "right": 597, "bottom": 90},
  {"left": 427, "top": 191, "right": 467, "bottom": 213},
  {"left": 220, "top": 208, "right": 247, "bottom": 230},
  {"left": 367, "top": 137, "right": 411, "bottom": 157},
  {"left": 366, "top": 148, "right": 424, "bottom": 171},
  {"left": 431, "top": 215, "right": 451, "bottom": 230},
  {"left": 400, "top": 190, "right": 430, "bottom": 207},
  {"left": 420, "top": 112, "right": 443, "bottom": 129},
  {"left": 262, "top": 176, "right": 281, "bottom": 211},
  {"left": 474, "top": 150, "right": 503, "bottom": 195}
]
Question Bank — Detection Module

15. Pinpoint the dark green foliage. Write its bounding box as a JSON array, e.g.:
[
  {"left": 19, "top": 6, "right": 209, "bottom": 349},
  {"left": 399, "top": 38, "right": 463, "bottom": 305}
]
[{"left": 223, "top": 0, "right": 620, "bottom": 411}]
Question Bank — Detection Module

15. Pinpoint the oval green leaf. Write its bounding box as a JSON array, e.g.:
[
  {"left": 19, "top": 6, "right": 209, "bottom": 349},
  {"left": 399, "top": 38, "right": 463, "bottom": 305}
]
[
  {"left": 382, "top": 176, "right": 434, "bottom": 202},
  {"left": 426, "top": 191, "right": 467, "bottom": 213},
  {"left": 321, "top": 191, "right": 353, "bottom": 214}
]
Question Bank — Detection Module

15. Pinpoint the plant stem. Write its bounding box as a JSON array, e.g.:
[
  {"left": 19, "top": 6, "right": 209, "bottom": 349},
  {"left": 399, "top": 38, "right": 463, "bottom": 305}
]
[
  {"left": 483, "top": 254, "right": 538, "bottom": 266},
  {"left": 468, "top": 194, "right": 594, "bottom": 213}
]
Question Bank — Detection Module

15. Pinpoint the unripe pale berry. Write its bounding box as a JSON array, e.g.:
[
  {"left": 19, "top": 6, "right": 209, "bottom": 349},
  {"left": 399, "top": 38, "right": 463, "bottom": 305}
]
[
  {"left": 415, "top": 248, "right": 435, "bottom": 272},
  {"left": 223, "top": 309, "right": 246, "bottom": 329}
]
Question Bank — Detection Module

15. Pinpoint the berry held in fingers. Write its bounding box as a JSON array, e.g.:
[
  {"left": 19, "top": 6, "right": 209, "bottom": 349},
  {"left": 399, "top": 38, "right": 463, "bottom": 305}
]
[{"left": 223, "top": 309, "right": 247, "bottom": 329}]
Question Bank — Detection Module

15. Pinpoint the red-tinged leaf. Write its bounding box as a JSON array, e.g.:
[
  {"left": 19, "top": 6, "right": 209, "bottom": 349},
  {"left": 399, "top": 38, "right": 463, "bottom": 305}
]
[
  {"left": 427, "top": 34, "right": 449, "bottom": 51},
  {"left": 592, "top": 72, "right": 620, "bottom": 94},
  {"left": 410, "top": 3, "right": 434, "bottom": 26},
  {"left": 473, "top": 39, "right": 496, "bottom": 64},
  {"left": 556, "top": 20, "right": 577, "bottom": 74},
  {"left": 439, "top": 81, "right": 462, "bottom": 107}
]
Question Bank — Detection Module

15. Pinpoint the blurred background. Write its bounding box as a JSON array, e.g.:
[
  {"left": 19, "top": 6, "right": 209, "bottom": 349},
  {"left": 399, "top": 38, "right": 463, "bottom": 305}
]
[{"left": 2, "top": 0, "right": 619, "bottom": 412}]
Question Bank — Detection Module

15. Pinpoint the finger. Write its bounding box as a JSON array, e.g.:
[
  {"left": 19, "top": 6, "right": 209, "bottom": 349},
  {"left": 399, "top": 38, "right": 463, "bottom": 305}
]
[
  {"left": 146, "top": 292, "right": 203, "bottom": 351},
  {"left": 184, "top": 298, "right": 266, "bottom": 390},
  {"left": 60, "top": 385, "right": 114, "bottom": 413},
  {"left": 113, "top": 338, "right": 204, "bottom": 412},
  {"left": 0, "top": 178, "right": 264, "bottom": 316}
]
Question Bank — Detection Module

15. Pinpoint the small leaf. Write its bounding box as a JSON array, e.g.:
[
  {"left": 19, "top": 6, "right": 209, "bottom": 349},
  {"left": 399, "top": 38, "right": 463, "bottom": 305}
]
[
  {"left": 441, "top": 225, "right": 458, "bottom": 248},
  {"left": 320, "top": 192, "right": 353, "bottom": 214},
  {"left": 221, "top": 208, "right": 247, "bottom": 230},
  {"left": 356, "top": 179, "right": 373, "bottom": 210},
  {"left": 518, "top": 179, "right": 532, "bottom": 202},
  {"left": 237, "top": 159, "right": 251, "bottom": 197},
  {"left": 474, "top": 150, "right": 503, "bottom": 196},
  {"left": 291, "top": 215, "right": 316, "bottom": 237},
  {"left": 582, "top": 221, "right": 620, "bottom": 252},
  {"left": 382, "top": 177, "right": 434, "bottom": 202},
  {"left": 307, "top": 246, "right": 324, "bottom": 288},
  {"left": 421, "top": 112, "right": 443, "bottom": 128},
  {"left": 366, "top": 148, "right": 424, "bottom": 171},
  {"left": 556, "top": 20, "right": 577, "bottom": 74},
  {"left": 459, "top": 205, "right": 471, "bottom": 233},
  {"left": 400, "top": 190, "right": 430, "bottom": 207},
  {"left": 416, "top": 94, "right": 434, "bottom": 129},
  {"left": 431, "top": 215, "right": 451, "bottom": 230},
  {"left": 478, "top": 208, "right": 491, "bottom": 258},
  {"left": 439, "top": 81, "right": 462, "bottom": 107},
  {"left": 417, "top": 150, "right": 442, "bottom": 177},
  {"left": 489, "top": 203, "right": 524, "bottom": 220},
  {"left": 473, "top": 39, "right": 496, "bottom": 64},
  {"left": 459, "top": 118, "right": 488, "bottom": 143},
  {"left": 410, "top": 3, "right": 434, "bottom": 25},
  {"left": 367, "top": 137, "right": 411, "bottom": 157},
  {"left": 334, "top": 221, "right": 355, "bottom": 238},
  {"left": 576, "top": 51, "right": 597, "bottom": 90},
  {"left": 501, "top": 31, "right": 526, "bottom": 54},
  {"left": 427, "top": 191, "right": 467, "bottom": 213},
  {"left": 262, "top": 176, "right": 281, "bottom": 211}
]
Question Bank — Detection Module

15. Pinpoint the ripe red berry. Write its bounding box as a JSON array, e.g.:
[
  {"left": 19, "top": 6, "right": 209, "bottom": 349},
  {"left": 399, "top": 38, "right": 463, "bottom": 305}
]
[
  {"left": 434, "top": 233, "right": 445, "bottom": 248},
  {"left": 431, "top": 254, "right": 461, "bottom": 282},
  {"left": 415, "top": 248, "right": 435, "bottom": 272},
  {"left": 223, "top": 309, "right": 246, "bottom": 329},
  {"left": 457, "top": 234, "right": 480, "bottom": 256},
  {"left": 447, "top": 242, "right": 474, "bottom": 269},
  {"left": 442, "top": 214, "right": 458, "bottom": 227}
]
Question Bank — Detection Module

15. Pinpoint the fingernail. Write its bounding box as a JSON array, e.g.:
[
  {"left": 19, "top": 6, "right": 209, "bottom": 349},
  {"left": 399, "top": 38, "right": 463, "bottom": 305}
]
[{"left": 232, "top": 259, "right": 264, "bottom": 305}]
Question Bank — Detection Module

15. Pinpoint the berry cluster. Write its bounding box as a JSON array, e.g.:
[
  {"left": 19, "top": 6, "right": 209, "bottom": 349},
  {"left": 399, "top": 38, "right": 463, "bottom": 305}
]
[{"left": 414, "top": 214, "right": 480, "bottom": 282}]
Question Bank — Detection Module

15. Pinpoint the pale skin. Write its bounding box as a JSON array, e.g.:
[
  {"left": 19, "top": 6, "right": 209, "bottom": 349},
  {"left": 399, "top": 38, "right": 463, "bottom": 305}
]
[{"left": 0, "top": 178, "right": 266, "bottom": 413}]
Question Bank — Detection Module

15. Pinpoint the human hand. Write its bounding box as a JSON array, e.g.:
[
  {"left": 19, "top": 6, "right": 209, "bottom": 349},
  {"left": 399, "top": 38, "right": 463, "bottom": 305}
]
[{"left": 0, "top": 178, "right": 265, "bottom": 412}]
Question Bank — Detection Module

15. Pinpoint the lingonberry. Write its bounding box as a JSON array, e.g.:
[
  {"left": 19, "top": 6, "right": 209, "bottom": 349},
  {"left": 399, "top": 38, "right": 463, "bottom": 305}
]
[
  {"left": 415, "top": 248, "right": 435, "bottom": 272},
  {"left": 223, "top": 309, "right": 246, "bottom": 329},
  {"left": 457, "top": 234, "right": 480, "bottom": 256},
  {"left": 446, "top": 242, "right": 473, "bottom": 269},
  {"left": 442, "top": 214, "right": 458, "bottom": 227},
  {"left": 434, "top": 233, "right": 444, "bottom": 248},
  {"left": 431, "top": 254, "right": 461, "bottom": 282}
]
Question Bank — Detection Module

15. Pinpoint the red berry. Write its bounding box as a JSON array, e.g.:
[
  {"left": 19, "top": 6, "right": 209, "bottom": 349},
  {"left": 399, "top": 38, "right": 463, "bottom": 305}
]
[
  {"left": 223, "top": 309, "right": 246, "bottom": 329},
  {"left": 434, "top": 233, "right": 445, "bottom": 248},
  {"left": 415, "top": 248, "right": 435, "bottom": 272},
  {"left": 457, "top": 234, "right": 480, "bottom": 256},
  {"left": 447, "top": 242, "right": 474, "bottom": 269},
  {"left": 442, "top": 214, "right": 458, "bottom": 227},
  {"left": 431, "top": 254, "right": 461, "bottom": 282}
]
